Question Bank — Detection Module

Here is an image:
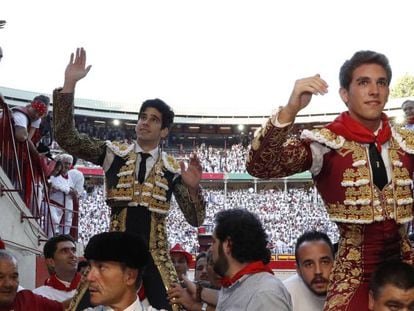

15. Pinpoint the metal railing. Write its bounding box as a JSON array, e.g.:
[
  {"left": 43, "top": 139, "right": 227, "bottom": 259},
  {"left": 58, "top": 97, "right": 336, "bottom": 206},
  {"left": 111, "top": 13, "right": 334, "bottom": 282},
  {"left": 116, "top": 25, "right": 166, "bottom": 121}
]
[{"left": 0, "top": 96, "right": 78, "bottom": 241}]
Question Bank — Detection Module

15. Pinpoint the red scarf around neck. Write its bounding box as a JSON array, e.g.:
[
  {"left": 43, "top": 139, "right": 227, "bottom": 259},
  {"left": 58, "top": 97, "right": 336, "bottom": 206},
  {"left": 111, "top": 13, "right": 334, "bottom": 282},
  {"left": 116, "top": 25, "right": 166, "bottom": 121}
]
[
  {"left": 325, "top": 112, "right": 391, "bottom": 152},
  {"left": 44, "top": 273, "right": 81, "bottom": 292},
  {"left": 220, "top": 260, "right": 273, "bottom": 288}
]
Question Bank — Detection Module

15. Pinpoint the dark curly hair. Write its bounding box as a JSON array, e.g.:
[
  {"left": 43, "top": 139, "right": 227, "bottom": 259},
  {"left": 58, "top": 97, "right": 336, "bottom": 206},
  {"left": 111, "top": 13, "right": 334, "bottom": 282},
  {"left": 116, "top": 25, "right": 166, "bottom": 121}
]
[
  {"left": 339, "top": 50, "right": 392, "bottom": 90},
  {"left": 214, "top": 209, "right": 271, "bottom": 264},
  {"left": 138, "top": 98, "right": 174, "bottom": 130}
]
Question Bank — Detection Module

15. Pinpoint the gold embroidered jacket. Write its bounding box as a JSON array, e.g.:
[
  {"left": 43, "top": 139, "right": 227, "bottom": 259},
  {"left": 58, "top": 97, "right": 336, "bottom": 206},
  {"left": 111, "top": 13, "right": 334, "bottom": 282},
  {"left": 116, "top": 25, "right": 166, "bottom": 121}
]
[
  {"left": 247, "top": 117, "right": 414, "bottom": 224},
  {"left": 53, "top": 90, "right": 206, "bottom": 311}
]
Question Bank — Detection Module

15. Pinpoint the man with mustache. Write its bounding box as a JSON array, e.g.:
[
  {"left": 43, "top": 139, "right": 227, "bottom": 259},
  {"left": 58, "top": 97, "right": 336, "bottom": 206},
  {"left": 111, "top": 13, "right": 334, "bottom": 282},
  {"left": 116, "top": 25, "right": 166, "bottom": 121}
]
[
  {"left": 81, "top": 231, "right": 162, "bottom": 311},
  {"left": 283, "top": 231, "right": 334, "bottom": 311}
]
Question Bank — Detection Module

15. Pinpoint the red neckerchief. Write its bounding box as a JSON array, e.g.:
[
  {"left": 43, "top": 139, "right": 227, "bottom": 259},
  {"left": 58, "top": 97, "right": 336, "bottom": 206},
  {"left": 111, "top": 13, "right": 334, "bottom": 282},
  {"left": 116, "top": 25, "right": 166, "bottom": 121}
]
[
  {"left": 220, "top": 261, "right": 274, "bottom": 288},
  {"left": 325, "top": 112, "right": 391, "bottom": 152},
  {"left": 44, "top": 273, "right": 81, "bottom": 292},
  {"left": 137, "top": 284, "right": 146, "bottom": 300}
]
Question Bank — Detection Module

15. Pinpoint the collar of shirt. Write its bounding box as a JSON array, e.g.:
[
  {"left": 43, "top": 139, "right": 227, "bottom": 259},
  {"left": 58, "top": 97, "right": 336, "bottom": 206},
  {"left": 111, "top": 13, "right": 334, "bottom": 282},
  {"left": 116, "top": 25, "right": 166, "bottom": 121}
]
[
  {"left": 100, "top": 297, "right": 144, "bottom": 311},
  {"left": 134, "top": 143, "right": 159, "bottom": 161}
]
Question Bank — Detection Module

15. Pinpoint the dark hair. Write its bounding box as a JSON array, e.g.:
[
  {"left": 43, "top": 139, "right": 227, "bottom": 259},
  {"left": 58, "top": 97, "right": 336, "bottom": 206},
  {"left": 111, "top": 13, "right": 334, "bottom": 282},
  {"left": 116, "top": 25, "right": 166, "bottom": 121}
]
[
  {"left": 33, "top": 95, "right": 50, "bottom": 106},
  {"left": 43, "top": 234, "right": 75, "bottom": 259},
  {"left": 294, "top": 230, "right": 334, "bottom": 265},
  {"left": 77, "top": 260, "right": 89, "bottom": 273},
  {"left": 196, "top": 252, "right": 207, "bottom": 264},
  {"left": 339, "top": 50, "right": 392, "bottom": 90},
  {"left": 214, "top": 209, "right": 271, "bottom": 264},
  {"left": 369, "top": 260, "right": 414, "bottom": 300},
  {"left": 138, "top": 98, "right": 174, "bottom": 130}
]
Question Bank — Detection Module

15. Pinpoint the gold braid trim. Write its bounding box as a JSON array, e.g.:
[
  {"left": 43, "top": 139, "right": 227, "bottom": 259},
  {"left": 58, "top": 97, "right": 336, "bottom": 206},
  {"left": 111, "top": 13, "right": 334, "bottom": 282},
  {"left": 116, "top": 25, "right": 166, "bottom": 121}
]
[
  {"left": 324, "top": 225, "right": 363, "bottom": 311},
  {"left": 247, "top": 117, "right": 310, "bottom": 179},
  {"left": 110, "top": 207, "right": 128, "bottom": 232},
  {"left": 52, "top": 89, "right": 105, "bottom": 164},
  {"left": 173, "top": 182, "right": 205, "bottom": 227},
  {"left": 149, "top": 213, "right": 181, "bottom": 311},
  {"left": 66, "top": 267, "right": 90, "bottom": 311},
  {"left": 400, "top": 226, "right": 414, "bottom": 264}
]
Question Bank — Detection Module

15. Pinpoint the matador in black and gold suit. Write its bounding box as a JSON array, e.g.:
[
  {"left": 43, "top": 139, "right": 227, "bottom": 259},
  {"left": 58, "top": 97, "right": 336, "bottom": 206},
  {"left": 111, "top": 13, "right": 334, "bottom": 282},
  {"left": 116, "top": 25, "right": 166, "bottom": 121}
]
[{"left": 54, "top": 49, "right": 205, "bottom": 311}]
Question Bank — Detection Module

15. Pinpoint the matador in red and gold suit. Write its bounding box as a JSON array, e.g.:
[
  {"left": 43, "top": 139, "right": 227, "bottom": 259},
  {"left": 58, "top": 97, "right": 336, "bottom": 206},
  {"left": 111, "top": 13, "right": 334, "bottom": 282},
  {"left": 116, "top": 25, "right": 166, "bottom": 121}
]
[{"left": 246, "top": 50, "right": 414, "bottom": 311}]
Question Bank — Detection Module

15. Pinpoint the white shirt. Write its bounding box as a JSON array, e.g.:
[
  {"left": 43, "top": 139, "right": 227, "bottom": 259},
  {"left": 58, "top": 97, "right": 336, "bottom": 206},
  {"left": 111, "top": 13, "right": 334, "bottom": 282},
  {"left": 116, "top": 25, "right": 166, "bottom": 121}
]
[
  {"left": 13, "top": 111, "right": 41, "bottom": 128},
  {"left": 82, "top": 297, "right": 162, "bottom": 311},
  {"left": 33, "top": 285, "right": 76, "bottom": 302},
  {"left": 283, "top": 273, "right": 326, "bottom": 311},
  {"left": 68, "top": 168, "right": 85, "bottom": 198}
]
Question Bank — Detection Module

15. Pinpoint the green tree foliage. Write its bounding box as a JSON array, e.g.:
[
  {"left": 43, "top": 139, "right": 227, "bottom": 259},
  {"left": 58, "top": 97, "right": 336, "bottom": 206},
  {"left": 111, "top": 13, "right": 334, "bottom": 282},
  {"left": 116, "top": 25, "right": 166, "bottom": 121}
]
[{"left": 390, "top": 74, "right": 414, "bottom": 98}]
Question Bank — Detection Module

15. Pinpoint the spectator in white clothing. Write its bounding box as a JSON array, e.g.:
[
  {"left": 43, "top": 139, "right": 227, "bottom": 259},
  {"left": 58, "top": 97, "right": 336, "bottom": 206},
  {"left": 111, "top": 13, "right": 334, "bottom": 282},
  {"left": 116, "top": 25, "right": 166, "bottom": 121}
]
[{"left": 49, "top": 153, "right": 78, "bottom": 235}]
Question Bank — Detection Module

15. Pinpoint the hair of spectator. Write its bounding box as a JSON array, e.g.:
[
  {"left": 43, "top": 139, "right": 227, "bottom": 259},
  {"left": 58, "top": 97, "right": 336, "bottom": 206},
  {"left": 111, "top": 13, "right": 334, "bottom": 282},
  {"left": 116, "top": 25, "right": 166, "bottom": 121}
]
[
  {"left": 196, "top": 251, "right": 207, "bottom": 264},
  {"left": 77, "top": 260, "right": 89, "bottom": 273},
  {"left": 43, "top": 234, "right": 75, "bottom": 259},
  {"left": 55, "top": 153, "right": 73, "bottom": 164},
  {"left": 206, "top": 249, "right": 213, "bottom": 265},
  {"left": 339, "top": 50, "right": 392, "bottom": 90},
  {"left": 32, "top": 95, "right": 50, "bottom": 106},
  {"left": 294, "top": 230, "right": 334, "bottom": 265},
  {"left": 402, "top": 99, "right": 414, "bottom": 109},
  {"left": 369, "top": 260, "right": 414, "bottom": 300},
  {"left": 214, "top": 208, "right": 271, "bottom": 264},
  {"left": 138, "top": 98, "right": 174, "bottom": 130},
  {"left": 0, "top": 249, "right": 17, "bottom": 264}
]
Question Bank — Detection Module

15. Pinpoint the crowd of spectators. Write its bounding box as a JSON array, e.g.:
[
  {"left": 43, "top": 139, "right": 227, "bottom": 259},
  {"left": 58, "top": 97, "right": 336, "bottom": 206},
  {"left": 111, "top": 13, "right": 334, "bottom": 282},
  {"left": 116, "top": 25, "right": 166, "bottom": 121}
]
[
  {"left": 77, "top": 185, "right": 111, "bottom": 246},
  {"left": 188, "top": 143, "right": 249, "bottom": 173},
  {"left": 75, "top": 116, "right": 135, "bottom": 142},
  {"left": 75, "top": 182, "right": 339, "bottom": 255},
  {"left": 167, "top": 187, "right": 339, "bottom": 254}
]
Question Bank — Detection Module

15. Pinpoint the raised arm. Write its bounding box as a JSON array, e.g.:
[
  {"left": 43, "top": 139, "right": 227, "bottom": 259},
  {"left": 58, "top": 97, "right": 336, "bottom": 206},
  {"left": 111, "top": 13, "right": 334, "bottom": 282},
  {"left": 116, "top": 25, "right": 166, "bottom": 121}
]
[
  {"left": 279, "top": 74, "right": 328, "bottom": 123},
  {"left": 246, "top": 74, "right": 328, "bottom": 179},
  {"left": 62, "top": 48, "right": 92, "bottom": 93},
  {"left": 53, "top": 48, "right": 105, "bottom": 164}
]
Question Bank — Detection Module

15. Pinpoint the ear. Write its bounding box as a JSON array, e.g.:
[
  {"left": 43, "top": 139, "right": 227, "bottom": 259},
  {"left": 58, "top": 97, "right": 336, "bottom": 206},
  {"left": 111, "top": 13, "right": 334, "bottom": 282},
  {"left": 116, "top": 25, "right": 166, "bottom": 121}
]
[
  {"left": 368, "top": 290, "right": 375, "bottom": 310},
  {"left": 160, "top": 128, "right": 169, "bottom": 139},
  {"left": 124, "top": 268, "right": 139, "bottom": 287},
  {"left": 339, "top": 87, "right": 349, "bottom": 106},
  {"left": 45, "top": 258, "right": 55, "bottom": 271},
  {"left": 223, "top": 238, "right": 232, "bottom": 255}
]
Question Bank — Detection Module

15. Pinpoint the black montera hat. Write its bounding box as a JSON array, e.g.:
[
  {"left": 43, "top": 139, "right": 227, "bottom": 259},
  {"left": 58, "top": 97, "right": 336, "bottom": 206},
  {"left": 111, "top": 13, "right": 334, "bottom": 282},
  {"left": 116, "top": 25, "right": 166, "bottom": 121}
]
[{"left": 84, "top": 232, "right": 149, "bottom": 269}]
